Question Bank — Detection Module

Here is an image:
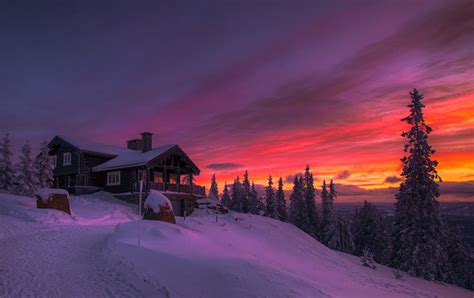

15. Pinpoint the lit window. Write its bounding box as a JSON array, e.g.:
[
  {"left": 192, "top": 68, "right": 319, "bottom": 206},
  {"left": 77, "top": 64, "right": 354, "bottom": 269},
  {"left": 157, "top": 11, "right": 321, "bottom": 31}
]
[
  {"left": 63, "top": 152, "right": 72, "bottom": 166},
  {"left": 50, "top": 155, "right": 57, "bottom": 168},
  {"left": 107, "top": 171, "right": 121, "bottom": 186},
  {"left": 154, "top": 172, "right": 164, "bottom": 183}
]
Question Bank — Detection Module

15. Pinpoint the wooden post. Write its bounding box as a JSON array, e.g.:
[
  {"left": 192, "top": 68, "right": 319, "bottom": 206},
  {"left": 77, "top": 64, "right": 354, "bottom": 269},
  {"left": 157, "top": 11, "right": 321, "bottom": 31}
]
[
  {"left": 190, "top": 173, "right": 193, "bottom": 194},
  {"left": 164, "top": 166, "right": 167, "bottom": 192},
  {"left": 177, "top": 168, "right": 181, "bottom": 193}
]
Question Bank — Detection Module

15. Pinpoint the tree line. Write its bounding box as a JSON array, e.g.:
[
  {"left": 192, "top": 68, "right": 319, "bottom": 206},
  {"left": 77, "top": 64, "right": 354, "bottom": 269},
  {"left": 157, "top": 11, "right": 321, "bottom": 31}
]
[
  {"left": 0, "top": 136, "right": 53, "bottom": 196},
  {"left": 207, "top": 89, "right": 472, "bottom": 290}
]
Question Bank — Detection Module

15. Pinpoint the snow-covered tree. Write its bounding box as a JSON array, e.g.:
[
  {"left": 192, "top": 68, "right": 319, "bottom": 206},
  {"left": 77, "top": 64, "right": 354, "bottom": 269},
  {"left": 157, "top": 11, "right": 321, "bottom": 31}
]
[
  {"left": 352, "top": 201, "right": 389, "bottom": 264},
  {"left": 0, "top": 133, "right": 15, "bottom": 190},
  {"left": 320, "top": 180, "right": 337, "bottom": 248},
  {"left": 13, "top": 142, "right": 39, "bottom": 196},
  {"left": 231, "top": 177, "right": 243, "bottom": 212},
  {"left": 361, "top": 247, "right": 376, "bottom": 269},
  {"left": 303, "top": 165, "right": 319, "bottom": 237},
  {"left": 35, "top": 141, "right": 54, "bottom": 189},
  {"left": 248, "top": 181, "right": 260, "bottom": 214},
  {"left": 275, "top": 177, "right": 287, "bottom": 222},
  {"left": 209, "top": 173, "right": 219, "bottom": 200},
  {"left": 391, "top": 89, "right": 447, "bottom": 281},
  {"left": 443, "top": 224, "right": 473, "bottom": 289},
  {"left": 289, "top": 175, "right": 309, "bottom": 232},
  {"left": 242, "top": 170, "right": 251, "bottom": 213},
  {"left": 265, "top": 175, "right": 277, "bottom": 218},
  {"left": 336, "top": 214, "right": 354, "bottom": 253},
  {"left": 221, "top": 182, "right": 231, "bottom": 208}
]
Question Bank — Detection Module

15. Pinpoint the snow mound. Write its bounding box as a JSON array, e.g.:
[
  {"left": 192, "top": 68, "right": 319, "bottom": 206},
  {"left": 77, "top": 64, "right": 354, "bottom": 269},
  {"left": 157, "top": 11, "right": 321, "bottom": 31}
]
[
  {"left": 144, "top": 190, "right": 173, "bottom": 213},
  {"left": 35, "top": 188, "right": 69, "bottom": 202},
  {"left": 109, "top": 212, "right": 471, "bottom": 298}
]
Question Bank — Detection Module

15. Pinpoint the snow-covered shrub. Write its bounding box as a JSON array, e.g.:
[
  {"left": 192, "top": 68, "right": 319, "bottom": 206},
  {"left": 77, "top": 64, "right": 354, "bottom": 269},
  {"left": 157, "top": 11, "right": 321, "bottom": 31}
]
[{"left": 360, "top": 248, "right": 376, "bottom": 269}]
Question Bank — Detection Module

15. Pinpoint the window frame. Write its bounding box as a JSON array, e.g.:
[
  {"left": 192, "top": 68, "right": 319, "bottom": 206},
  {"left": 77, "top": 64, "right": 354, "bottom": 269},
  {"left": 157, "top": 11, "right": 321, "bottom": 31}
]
[
  {"left": 107, "top": 171, "right": 121, "bottom": 186},
  {"left": 63, "top": 152, "right": 72, "bottom": 166}
]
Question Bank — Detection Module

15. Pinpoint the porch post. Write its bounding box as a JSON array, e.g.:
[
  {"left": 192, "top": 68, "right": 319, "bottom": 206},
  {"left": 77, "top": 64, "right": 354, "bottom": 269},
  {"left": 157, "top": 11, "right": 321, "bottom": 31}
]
[
  {"left": 164, "top": 166, "right": 168, "bottom": 192},
  {"left": 190, "top": 173, "right": 193, "bottom": 194},
  {"left": 177, "top": 168, "right": 181, "bottom": 193}
]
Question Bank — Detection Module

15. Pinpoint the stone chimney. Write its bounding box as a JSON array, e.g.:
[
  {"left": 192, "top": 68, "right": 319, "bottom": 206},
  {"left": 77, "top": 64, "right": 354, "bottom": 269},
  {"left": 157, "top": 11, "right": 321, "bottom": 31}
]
[
  {"left": 127, "top": 139, "right": 142, "bottom": 151},
  {"left": 140, "top": 132, "right": 153, "bottom": 152}
]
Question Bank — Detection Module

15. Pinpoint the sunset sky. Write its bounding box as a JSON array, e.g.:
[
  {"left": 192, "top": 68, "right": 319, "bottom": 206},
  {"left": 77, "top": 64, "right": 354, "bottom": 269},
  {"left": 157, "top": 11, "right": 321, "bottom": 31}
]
[{"left": 1, "top": 1, "right": 473, "bottom": 197}]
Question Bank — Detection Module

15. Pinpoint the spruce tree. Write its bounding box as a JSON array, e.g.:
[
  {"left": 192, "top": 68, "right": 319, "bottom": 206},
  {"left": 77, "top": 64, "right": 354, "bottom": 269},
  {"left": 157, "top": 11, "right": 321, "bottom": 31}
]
[
  {"left": 336, "top": 215, "right": 354, "bottom": 253},
  {"left": 275, "top": 177, "right": 287, "bottom": 222},
  {"left": 209, "top": 173, "right": 219, "bottom": 200},
  {"left": 248, "top": 181, "right": 260, "bottom": 214},
  {"left": 289, "top": 175, "right": 309, "bottom": 232},
  {"left": 231, "top": 177, "right": 243, "bottom": 212},
  {"left": 0, "top": 133, "right": 15, "bottom": 191},
  {"left": 443, "top": 224, "right": 473, "bottom": 289},
  {"left": 14, "top": 142, "right": 39, "bottom": 196},
  {"left": 303, "top": 165, "right": 319, "bottom": 238},
  {"left": 35, "top": 141, "right": 54, "bottom": 189},
  {"left": 321, "top": 180, "right": 337, "bottom": 248},
  {"left": 391, "top": 89, "right": 447, "bottom": 281},
  {"left": 242, "top": 170, "right": 251, "bottom": 213},
  {"left": 221, "top": 182, "right": 231, "bottom": 208},
  {"left": 265, "top": 175, "right": 277, "bottom": 218},
  {"left": 352, "top": 201, "right": 389, "bottom": 264}
]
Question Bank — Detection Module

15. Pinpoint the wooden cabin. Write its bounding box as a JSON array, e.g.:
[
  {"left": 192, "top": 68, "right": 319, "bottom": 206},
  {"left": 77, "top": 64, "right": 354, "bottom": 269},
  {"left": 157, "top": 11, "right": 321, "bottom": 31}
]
[{"left": 47, "top": 133, "right": 205, "bottom": 201}]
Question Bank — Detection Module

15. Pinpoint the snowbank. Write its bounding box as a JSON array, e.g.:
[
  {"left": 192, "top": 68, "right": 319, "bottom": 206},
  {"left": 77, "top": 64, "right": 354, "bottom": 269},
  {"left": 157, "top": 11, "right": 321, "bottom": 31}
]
[
  {"left": 109, "top": 213, "right": 471, "bottom": 298},
  {"left": 35, "top": 188, "right": 69, "bottom": 202},
  {"left": 144, "top": 190, "right": 172, "bottom": 214}
]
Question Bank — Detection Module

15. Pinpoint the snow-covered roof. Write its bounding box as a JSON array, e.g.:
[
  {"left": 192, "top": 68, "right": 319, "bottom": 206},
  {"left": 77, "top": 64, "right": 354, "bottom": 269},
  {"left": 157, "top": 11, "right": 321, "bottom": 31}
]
[
  {"left": 92, "top": 144, "right": 177, "bottom": 172},
  {"left": 144, "top": 190, "right": 173, "bottom": 213},
  {"left": 35, "top": 188, "right": 69, "bottom": 201},
  {"left": 55, "top": 135, "right": 130, "bottom": 156}
]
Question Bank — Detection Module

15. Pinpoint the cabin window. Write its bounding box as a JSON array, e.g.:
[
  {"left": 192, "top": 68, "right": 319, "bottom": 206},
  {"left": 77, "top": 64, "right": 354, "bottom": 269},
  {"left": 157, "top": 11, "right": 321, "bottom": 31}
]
[
  {"left": 154, "top": 172, "right": 164, "bottom": 183},
  {"left": 50, "top": 155, "right": 57, "bottom": 168},
  {"left": 169, "top": 173, "right": 177, "bottom": 184},
  {"left": 63, "top": 152, "right": 72, "bottom": 166},
  {"left": 107, "top": 171, "right": 121, "bottom": 186}
]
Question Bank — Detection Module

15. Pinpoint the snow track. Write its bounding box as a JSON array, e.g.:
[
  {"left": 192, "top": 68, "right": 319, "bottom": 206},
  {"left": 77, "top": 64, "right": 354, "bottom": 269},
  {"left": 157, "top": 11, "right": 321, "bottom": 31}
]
[{"left": 0, "top": 194, "right": 167, "bottom": 298}]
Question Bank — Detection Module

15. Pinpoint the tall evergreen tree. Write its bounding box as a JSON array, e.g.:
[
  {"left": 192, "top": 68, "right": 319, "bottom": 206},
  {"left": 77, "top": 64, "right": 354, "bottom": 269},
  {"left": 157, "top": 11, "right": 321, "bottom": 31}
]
[
  {"left": 221, "top": 182, "right": 231, "bottom": 208},
  {"left": 0, "top": 133, "right": 14, "bottom": 190},
  {"left": 289, "top": 175, "right": 309, "bottom": 232},
  {"left": 352, "top": 201, "right": 389, "bottom": 264},
  {"left": 242, "top": 170, "right": 251, "bottom": 213},
  {"left": 336, "top": 215, "right": 354, "bottom": 254},
  {"left": 303, "top": 165, "right": 319, "bottom": 237},
  {"left": 14, "top": 142, "right": 39, "bottom": 196},
  {"left": 35, "top": 141, "right": 54, "bottom": 189},
  {"left": 265, "top": 175, "right": 277, "bottom": 218},
  {"left": 209, "top": 173, "right": 219, "bottom": 200},
  {"left": 320, "top": 180, "right": 337, "bottom": 248},
  {"left": 231, "top": 177, "right": 243, "bottom": 212},
  {"left": 275, "top": 177, "right": 287, "bottom": 222},
  {"left": 248, "top": 181, "right": 260, "bottom": 214},
  {"left": 391, "top": 89, "right": 447, "bottom": 281}
]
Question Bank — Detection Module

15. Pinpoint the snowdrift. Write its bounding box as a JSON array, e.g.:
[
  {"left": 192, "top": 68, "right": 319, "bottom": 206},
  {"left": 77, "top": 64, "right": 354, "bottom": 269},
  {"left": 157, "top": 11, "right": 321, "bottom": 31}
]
[{"left": 109, "top": 211, "right": 471, "bottom": 298}]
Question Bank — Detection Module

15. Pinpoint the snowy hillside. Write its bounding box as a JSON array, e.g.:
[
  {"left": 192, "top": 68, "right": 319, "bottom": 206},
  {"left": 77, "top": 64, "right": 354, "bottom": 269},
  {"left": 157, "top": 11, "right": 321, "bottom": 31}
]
[{"left": 0, "top": 192, "right": 471, "bottom": 297}]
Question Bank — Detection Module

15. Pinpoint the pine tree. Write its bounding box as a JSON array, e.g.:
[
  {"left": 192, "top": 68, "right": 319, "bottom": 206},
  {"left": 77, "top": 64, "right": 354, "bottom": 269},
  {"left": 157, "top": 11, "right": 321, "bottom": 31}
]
[
  {"left": 209, "top": 173, "right": 219, "bottom": 200},
  {"left": 391, "top": 89, "right": 447, "bottom": 281},
  {"left": 14, "top": 142, "right": 39, "bottom": 196},
  {"left": 443, "top": 224, "right": 473, "bottom": 289},
  {"left": 352, "top": 201, "right": 389, "bottom": 264},
  {"left": 321, "top": 180, "right": 337, "bottom": 248},
  {"left": 337, "top": 215, "right": 354, "bottom": 254},
  {"left": 275, "top": 177, "right": 287, "bottom": 222},
  {"left": 265, "top": 175, "right": 277, "bottom": 218},
  {"left": 35, "top": 141, "right": 54, "bottom": 189},
  {"left": 289, "top": 175, "right": 309, "bottom": 232},
  {"left": 0, "top": 133, "right": 15, "bottom": 191},
  {"left": 242, "top": 170, "right": 251, "bottom": 213},
  {"left": 231, "top": 177, "right": 243, "bottom": 212},
  {"left": 248, "top": 181, "right": 260, "bottom": 214},
  {"left": 221, "top": 182, "right": 231, "bottom": 208},
  {"left": 303, "top": 165, "right": 319, "bottom": 238}
]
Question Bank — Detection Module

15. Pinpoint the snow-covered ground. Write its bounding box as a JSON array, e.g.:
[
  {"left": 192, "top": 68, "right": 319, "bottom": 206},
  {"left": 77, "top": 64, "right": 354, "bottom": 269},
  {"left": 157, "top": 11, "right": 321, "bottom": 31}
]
[{"left": 0, "top": 192, "right": 471, "bottom": 297}]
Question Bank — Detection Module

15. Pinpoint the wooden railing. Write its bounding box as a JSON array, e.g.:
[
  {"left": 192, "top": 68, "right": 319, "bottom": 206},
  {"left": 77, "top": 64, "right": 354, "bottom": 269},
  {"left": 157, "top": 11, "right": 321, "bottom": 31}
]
[{"left": 149, "top": 182, "right": 205, "bottom": 196}]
